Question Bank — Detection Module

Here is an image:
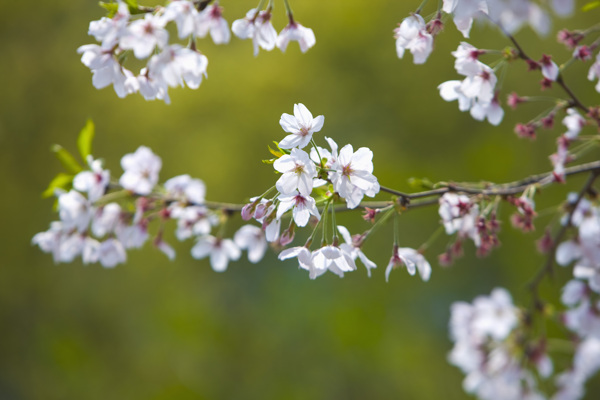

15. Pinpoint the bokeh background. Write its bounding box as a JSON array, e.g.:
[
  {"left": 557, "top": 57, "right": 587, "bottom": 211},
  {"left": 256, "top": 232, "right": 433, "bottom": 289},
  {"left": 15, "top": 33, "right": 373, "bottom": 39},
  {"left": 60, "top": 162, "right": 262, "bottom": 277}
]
[{"left": 1, "top": 1, "right": 599, "bottom": 399}]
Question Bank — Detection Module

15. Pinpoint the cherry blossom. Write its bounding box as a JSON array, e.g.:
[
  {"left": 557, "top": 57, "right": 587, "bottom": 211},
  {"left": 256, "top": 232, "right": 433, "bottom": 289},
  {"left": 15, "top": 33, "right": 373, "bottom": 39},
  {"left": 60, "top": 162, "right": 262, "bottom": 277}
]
[
  {"left": 394, "top": 14, "right": 434, "bottom": 64},
  {"left": 539, "top": 54, "right": 559, "bottom": 81},
  {"left": 453, "top": 42, "right": 484, "bottom": 76},
  {"left": 196, "top": 4, "right": 231, "bottom": 45},
  {"left": 92, "top": 203, "right": 122, "bottom": 238},
  {"left": 77, "top": 45, "right": 128, "bottom": 95},
  {"left": 385, "top": 246, "right": 431, "bottom": 282},
  {"left": 161, "top": 0, "right": 199, "bottom": 40},
  {"left": 278, "top": 103, "right": 324, "bottom": 149},
  {"left": 88, "top": 1, "right": 130, "bottom": 49},
  {"left": 439, "top": 193, "right": 481, "bottom": 247},
  {"left": 164, "top": 174, "right": 206, "bottom": 205},
  {"left": 469, "top": 97, "right": 504, "bottom": 126},
  {"left": 191, "top": 235, "right": 241, "bottom": 272},
  {"left": 232, "top": 8, "right": 278, "bottom": 57},
  {"left": 551, "top": 0, "right": 574, "bottom": 16},
  {"left": 442, "top": 0, "right": 488, "bottom": 38},
  {"left": 73, "top": 156, "right": 110, "bottom": 202},
  {"left": 120, "top": 13, "right": 169, "bottom": 59},
  {"left": 337, "top": 225, "right": 377, "bottom": 277},
  {"left": 171, "top": 205, "right": 215, "bottom": 241},
  {"left": 329, "top": 144, "right": 379, "bottom": 209},
  {"left": 276, "top": 21, "right": 315, "bottom": 53},
  {"left": 273, "top": 148, "right": 317, "bottom": 196},
  {"left": 97, "top": 238, "right": 128, "bottom": 268},
  {"left": 278, "top": 246, "right": 316, "bottom": 277},
  {"left": 58, "top": 190, "right": 93, "bottom": 232},
  {"left": 233, "top": 225, "right": 267, "bottom": 263},
  {"left": 276, "top": 191, "right": 320, "bottom": 227},
  {"left": 119, "top": 146, "right": 162, "bottom": 195},
  {"left": 148, "top": 45, "right": 208, "bottom": 90},
  {"left": 311, "top": 245, "right": 357, "bottom": 279},
  {"left": 562, "top": 108, "right": 586, "bottom": 139},
  {"left": 588, "top": 52, "right": 600, "bottom": 93}
]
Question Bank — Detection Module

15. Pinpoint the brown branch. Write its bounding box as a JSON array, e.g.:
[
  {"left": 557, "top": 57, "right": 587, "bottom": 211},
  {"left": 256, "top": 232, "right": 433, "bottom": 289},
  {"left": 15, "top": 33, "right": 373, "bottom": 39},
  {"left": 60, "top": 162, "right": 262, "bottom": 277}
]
[{"left": 380, "top": 160, "right": 600, "bottom": 202}]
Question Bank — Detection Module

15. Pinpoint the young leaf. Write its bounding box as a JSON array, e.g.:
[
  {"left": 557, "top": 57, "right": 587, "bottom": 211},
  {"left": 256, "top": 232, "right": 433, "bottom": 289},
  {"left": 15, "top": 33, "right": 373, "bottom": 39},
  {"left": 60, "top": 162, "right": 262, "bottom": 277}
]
[
  {"left": 99, "top": 1, "right": 119, "bottom": 17},
  {"left": 42, "top": 173, "right": 74, "bottom": 198},
  {"left": 77, "top": 119, "right": 95, "bottom": 160},
  {"left": 268, "top": 145, "right": 283, "bottom": 158},
  {"left": 51, "top": 144, "right": 83, "bottom": 174},
  {"left": 583, "top": 1, "right": 600, "bottom": 11}
]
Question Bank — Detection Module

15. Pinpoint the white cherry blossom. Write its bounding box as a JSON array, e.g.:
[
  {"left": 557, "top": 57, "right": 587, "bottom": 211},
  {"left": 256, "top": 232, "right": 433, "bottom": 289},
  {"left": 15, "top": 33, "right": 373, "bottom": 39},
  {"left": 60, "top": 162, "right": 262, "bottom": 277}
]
[
  {"left": 311, "top": 245, "right": 357, "bottom": 278},
  {"left": 540, "top": 54, "right": 559, "bottom": 81},
  {"left": 195, "top": 4, "right": 230, "bottom": 44},
  {"left": 119, "top": 146, "right": 162, "bottom": 195},
  {"left": 337, "top": 225, "right": 377, "bottom": 277},
  {"left": 453, "top": 42, "right": 483, "bottom": 76},
  {"left": 443, "top": 0, "right": 488, "bottom": 38},
  {"left": 165, "top": 174, "right": 206, "bottom": 205},
  {"left": 470, "top": 98, "right": 504, "bottom": 126},
  {"left": 171, "top": 205, "right": 214, "bottom": 240},
  {"left": 273, "top": 148, "right": 317, "bottom": 196},
  {"left": 385, "top": 246, "right": 431, "bottom": 282},
  {"left": 73, "top": 156, "right": 110, "bottom": 202},
  {"left": 562, "top": 108, "right": 586, "bottom": 139},
  {"left": 147, "top": 45, "right": 208, "bottom": 90},
  {"left": 161, "top": 0, "right": 199, "bottom": 39},
  {"left": 276, "top": 191, "right": 320, "bottom": 227},
  {"left": 234, "top": 225, "right": 267, "bottom": 263},
  {"left": 329, "top": 145, "right": 379, "bottom": 209},
  {"left": 120, "top": 13, "right": 169, "bottom": 59},
  {"left": 394, "top": 14, "right": 434, "bottom": 64},
  {"left": 460, "top": 64, "right": 497, "bottom": 103},
  {"left": 278, "top": 246, "right": 317, "bottom": 276},
  {"left": 439, "top": 193, "right": 480, "bottom": 241},
  {"left": 276, "top": 22, "right": 315, "bottom": 53},
  {"left": 98, "top": 238, "right": 127, "bottom": 268},
  {"left": 191, "top": 235, "right": 241, "bottom": 272},
  {"left": 232, "top": 9, "right": 278, "bottom": 56},
  {"left": 92, "top": 203, "right": 122, "bottom": 238},
  {"left": 88, "top": 1, "right": 130, "bottom": 49},
  {"left": 77, "top": 45, "right": 127, "bottom": 94},
  {"left": 588, "top": 52, "right": 600, "bottom": 93},
  {"left": 279, "top": 103, "right": 324, "bottom": 149},
  {"left": 58, "top": 190, "right": 93, "bottom": 232}
]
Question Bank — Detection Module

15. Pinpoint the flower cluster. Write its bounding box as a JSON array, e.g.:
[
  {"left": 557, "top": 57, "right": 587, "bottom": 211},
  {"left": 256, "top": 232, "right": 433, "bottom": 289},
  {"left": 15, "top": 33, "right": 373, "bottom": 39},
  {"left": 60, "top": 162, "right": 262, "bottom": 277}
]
[
  {"left": 78, "top": 1, "right": 220, "bottom": 103},
  {"left": 438, "top": 42, "right": 503, "bottom": 126},
  {"left": 34, "top": 107, "right": 444, "bottom": 283},
  {"left": 555, "top": 280, "right": 600, "bottom": 399},
  {"left": 232, "top": 7, "right": 315, "bottom": 56},
  {"left": 79, "top": 1, "right": 316, "bottom": 102},
  {"left": 448, "top": 288, "right": 550, "bottom": 400},
  {"left": 556, "top": 194, "right": 600, "bottom": 292},
  {"left": 32, "top": 144, "right": 266, "bottom": 271},
  {"left": 241, "top": 103, "right": 390, "bottom": 280}
]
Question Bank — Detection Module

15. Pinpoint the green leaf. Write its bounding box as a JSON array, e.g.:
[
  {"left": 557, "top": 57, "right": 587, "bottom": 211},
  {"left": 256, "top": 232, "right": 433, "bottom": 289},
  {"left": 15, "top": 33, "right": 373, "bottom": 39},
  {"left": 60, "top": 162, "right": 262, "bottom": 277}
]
[
  {"left": 99, "top": 2, "right": 119, "bottom": 17},
  {"left": 267, "top": 145, "right": 283, "bottom": 158},
  {"left": 262, "top": 159, "right": 275, "bottom": 164},
  {"left": 51, "top": 144, "right": 83, "bottom": 174},
  {"left": 42, "top": 173, "right": 74, "bottom": 198},
  {"left": 583, "top": 1, "right": 600, "bottom": 11},
  {"left": 77, "top": 119, "right": 95, "bottom": 161},
  {"left": 124, "top": 0, "right": 138, "bottom": 8}
]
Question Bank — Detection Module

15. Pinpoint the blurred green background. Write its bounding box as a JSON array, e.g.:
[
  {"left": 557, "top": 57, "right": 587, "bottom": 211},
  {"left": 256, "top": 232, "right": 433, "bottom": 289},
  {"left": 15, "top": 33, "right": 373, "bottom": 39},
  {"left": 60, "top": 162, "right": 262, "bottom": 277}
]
[{"left": 1, "top": 1, "right": 599, "bottom": 399}]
